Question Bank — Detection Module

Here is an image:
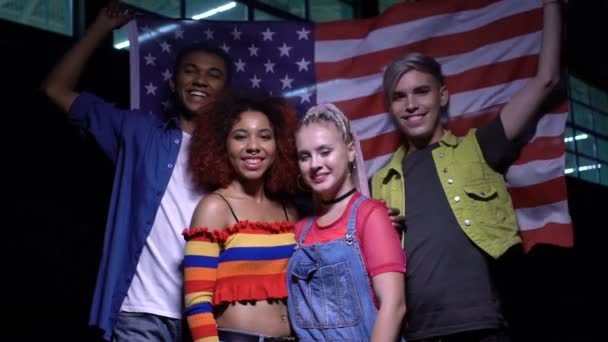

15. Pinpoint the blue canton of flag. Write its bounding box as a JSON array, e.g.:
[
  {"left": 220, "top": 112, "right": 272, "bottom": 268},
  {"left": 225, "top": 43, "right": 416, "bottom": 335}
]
[{"left": 128, "top": 17, "right": 316, "bottom": 117}]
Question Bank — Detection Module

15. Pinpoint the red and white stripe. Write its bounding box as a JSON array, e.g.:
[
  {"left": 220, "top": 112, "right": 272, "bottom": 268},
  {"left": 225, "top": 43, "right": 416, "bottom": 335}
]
[{"left": 314, "top": 0, "right": 573, "bottom": 251}]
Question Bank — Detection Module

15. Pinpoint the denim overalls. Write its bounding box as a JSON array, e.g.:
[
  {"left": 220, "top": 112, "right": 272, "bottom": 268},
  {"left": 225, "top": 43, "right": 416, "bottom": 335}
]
[{"left": 287, "top": 196, "right": 377, "bottom": 341}]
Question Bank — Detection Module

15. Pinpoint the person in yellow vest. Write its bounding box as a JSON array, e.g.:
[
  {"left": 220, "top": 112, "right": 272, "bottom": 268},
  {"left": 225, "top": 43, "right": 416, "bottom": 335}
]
[{"left": 370, "top": 1, "right": 562, "bottom": 341}]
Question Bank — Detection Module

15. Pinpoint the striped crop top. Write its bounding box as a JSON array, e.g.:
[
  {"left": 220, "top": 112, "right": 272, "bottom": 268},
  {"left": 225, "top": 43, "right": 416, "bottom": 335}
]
[{"left": 183, "top": 220, "right": 296, "bottom": 341}]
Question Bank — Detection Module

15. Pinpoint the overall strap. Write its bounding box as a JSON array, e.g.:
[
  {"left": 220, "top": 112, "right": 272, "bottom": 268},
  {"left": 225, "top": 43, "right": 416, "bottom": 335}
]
[
  {"left": 281, "top": 201, "right": 289, "bottom": 221},
  {"left": 209, "top": 192, "right": 239, "bottom": 223},
  {"left": 298, "top": 217, "right": 315, "bottom": 244},
  {"left": 345, "top": 195, "right": 367, "bottom": 237}
]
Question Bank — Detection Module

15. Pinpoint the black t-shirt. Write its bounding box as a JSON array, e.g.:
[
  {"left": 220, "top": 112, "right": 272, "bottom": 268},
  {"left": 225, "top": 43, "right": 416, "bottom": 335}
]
[{"left": 402, "top": 117, "right": 518, "bottom": 340}]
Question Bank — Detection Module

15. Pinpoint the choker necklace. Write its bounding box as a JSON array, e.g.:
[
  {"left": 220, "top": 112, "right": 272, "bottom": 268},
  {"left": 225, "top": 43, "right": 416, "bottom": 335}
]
[{"left": 321, "top": 188, "right": 356, "bottom": 205}]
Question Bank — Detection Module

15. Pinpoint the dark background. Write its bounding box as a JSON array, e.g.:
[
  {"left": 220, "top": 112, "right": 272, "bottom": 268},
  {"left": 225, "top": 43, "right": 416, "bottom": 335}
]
[{"left": 5, "top": 1, "right": 607, "bottom": 340}]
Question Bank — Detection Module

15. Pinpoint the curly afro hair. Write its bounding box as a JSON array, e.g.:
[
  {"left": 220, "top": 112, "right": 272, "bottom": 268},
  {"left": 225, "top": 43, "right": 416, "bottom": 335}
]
[{"left": 189, "top": 89, "right": 300, "bottom": 195}]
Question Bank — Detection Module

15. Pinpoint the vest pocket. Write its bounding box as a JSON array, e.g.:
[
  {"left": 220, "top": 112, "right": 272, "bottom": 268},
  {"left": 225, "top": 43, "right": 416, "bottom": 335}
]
[
  {"left": 463, "top": 183, "right": 497, "bottom": 200},
  {"left": 463, "top": 182, "right": 505, "bottom": 225},
  {"left": 290, "top": 261, "right": 362, "bottom": 329}
]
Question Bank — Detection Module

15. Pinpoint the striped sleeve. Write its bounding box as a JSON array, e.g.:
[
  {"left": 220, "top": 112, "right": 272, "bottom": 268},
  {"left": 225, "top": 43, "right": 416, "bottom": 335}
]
[{"left": 183, "top": 229, "right": 221, "bottom": 342}]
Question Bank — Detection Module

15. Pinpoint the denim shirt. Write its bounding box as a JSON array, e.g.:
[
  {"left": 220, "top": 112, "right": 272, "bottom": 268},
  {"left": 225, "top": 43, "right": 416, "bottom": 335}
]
[
  {"left": 371, "top": 129, "right": 520, "bottom": 259},
  {"left": 69, "top": 92, "right": 182, "bottom": 340}
]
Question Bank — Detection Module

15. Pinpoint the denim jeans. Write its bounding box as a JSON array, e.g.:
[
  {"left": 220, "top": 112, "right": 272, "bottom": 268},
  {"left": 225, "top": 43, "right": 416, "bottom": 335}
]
[
  {"left": 112, "top": 311, "right": 187, "bottom": 342},
  {"left": 218, "top": 328, "right": 297, "bottom": 341}
]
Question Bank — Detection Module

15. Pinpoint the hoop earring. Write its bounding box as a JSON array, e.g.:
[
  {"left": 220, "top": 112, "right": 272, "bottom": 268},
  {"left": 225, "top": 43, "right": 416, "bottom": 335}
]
[{"left": 297, "top": 174, "right": 311, "bottom": 192}]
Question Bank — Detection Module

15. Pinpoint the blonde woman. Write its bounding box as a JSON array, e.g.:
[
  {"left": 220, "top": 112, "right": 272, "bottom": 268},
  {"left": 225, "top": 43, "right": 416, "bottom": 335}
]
[{"left": 287, "top": 103, "right": 406, "bottom": 341}]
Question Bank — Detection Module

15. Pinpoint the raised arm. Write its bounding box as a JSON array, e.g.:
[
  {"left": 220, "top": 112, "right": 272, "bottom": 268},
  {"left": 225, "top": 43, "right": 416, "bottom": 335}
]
[
  {"left": 41, "top": 2, "right": 133, "bottom": 112},
  {"left": 499, "top": 0, "right": 561, "bottom": 140}
]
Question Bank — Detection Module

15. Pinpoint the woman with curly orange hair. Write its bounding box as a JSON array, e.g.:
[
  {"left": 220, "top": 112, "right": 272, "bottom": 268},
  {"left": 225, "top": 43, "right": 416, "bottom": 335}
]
[{"left": 182, "top": 89, "right": 301, "bottom": 342}]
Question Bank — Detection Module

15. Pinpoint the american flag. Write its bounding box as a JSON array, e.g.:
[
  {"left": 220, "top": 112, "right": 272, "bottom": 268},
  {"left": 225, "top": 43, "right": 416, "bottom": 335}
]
[
  {"left": 127, "top": 16, "right": 315, "bottom": 117},
  {"left": 128, "top": 0, "right": 573, "bottom": 252}
]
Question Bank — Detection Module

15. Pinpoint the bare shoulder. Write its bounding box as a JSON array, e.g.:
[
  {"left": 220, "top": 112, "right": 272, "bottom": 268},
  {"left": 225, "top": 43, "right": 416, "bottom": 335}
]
[
  {"left": 190, "top": 193, "right": 232, "bottom": 230},
  {"left": 284, "top": 203, "right": 300, "bottom": 223}
]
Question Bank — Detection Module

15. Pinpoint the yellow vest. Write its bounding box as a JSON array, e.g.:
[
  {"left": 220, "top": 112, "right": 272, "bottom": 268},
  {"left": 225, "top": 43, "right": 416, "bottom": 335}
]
[{"left": 370, "top": 129, "right": 521, "bottom": 259}]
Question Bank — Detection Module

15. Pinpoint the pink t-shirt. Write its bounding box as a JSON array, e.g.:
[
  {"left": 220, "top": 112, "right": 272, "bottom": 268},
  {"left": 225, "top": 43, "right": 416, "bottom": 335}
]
[{"left": 295, "top": 192, "right": 406, "bottom": 278}]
